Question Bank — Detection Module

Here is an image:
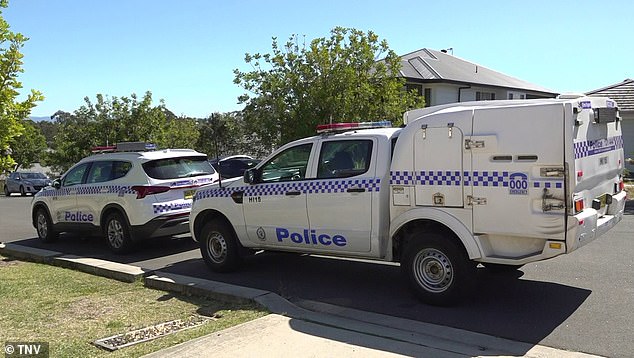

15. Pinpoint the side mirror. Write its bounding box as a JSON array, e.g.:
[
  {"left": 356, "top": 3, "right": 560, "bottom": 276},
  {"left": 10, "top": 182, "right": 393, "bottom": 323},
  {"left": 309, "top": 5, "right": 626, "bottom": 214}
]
[
  {"left": 243, "top": 169, "right": 256, "bottom": 184},
  {"left": 53, "top": 179, "right": 61, "bottom": 189}
]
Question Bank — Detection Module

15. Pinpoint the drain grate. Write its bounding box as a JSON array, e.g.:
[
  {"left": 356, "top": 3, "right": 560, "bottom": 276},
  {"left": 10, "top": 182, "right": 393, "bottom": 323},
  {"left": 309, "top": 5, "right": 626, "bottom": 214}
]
[{"left": 93, "top": 315, "right": 215, "bottom": 351}]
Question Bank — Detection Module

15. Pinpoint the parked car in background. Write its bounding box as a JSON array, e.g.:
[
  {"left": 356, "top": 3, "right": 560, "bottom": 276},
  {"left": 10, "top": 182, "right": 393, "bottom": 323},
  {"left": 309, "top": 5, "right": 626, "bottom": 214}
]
[
  {"left": 30, "top": 142, "right": 220, "bottom": 253},
  {"left": 210, "top": 155, "right": 260, "bottom": 179},
  {"left": 4, "top": 172, "right": 52, "bottom": 196}
]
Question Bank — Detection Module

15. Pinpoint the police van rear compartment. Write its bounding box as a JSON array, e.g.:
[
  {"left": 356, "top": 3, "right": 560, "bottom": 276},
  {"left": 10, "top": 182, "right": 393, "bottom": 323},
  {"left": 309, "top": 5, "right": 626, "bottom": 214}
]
[{"left": 566, "top": 97, "right": 626, "bottom": 252}]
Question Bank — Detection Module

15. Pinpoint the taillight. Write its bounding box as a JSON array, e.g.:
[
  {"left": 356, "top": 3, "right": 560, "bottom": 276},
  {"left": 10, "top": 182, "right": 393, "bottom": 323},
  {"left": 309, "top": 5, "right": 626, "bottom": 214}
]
[
  {"left": 619, "top": 180, "right": 625, "bottom": 192},
  {"left": 574, "top": 198, "right": 584, "bottom": 214},
  {"left": 131, "top": 185, "right": 170, "bottom": 199}
]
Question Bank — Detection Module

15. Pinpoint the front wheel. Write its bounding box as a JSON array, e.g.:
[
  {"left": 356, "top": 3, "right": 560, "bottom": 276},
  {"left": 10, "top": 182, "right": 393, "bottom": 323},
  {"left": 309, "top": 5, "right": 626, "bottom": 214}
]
[
  {"left": 20, "top": 186, "right": 26, "bottom": 196},
  {"left": 199, "top": 220, "right": 241, "bottom": 272},
  {"left": 104, "top": 212, "right": 134, "bottom": 254},
  {"left": 402, "top": 232, "right": 476, "bottom": 306},
  {"left": 35, "top": 208, "right": 59, "bottom": 243},
  {"left": 4, "top": 185, "right": 10, "bottom": 196}
]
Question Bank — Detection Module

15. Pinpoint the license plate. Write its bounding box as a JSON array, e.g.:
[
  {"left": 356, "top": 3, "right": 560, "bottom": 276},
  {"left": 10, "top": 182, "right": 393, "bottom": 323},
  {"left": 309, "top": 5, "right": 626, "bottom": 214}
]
[{"left": 184, "top": 189, "right": 196, "bottom": 200}]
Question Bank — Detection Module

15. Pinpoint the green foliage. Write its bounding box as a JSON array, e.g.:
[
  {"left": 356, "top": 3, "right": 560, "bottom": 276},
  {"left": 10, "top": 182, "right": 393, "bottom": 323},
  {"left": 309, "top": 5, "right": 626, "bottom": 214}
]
[
  {"left": 47, "top": 91, "right": 197, "bottom": 173},
  {"left": 8, "top": 120, "right": 47, "bottom": 170},
  {"left": 90, "top": 91, "right": 166, "bottom": 145},
  {"left": 157, "top": 115, "right": 199, "bottom": 149},
  {"left": 234, "top": 27, "right": 424, "bottom": 148},
  {"left": 34, "top": 120, "right": 58, "bottom": 148},
  {"left": 196, "top": 112, "right": 267, "bottom": 159},
  {"left": 0, "top": 1, "right": 43, "bottom": 174}
]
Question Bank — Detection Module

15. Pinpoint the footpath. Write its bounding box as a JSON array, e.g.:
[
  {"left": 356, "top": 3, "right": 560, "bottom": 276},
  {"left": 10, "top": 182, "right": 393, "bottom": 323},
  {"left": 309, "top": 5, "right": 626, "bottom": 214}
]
[{"left": 0, "top": 242, "right": 602, "bottom": 358}]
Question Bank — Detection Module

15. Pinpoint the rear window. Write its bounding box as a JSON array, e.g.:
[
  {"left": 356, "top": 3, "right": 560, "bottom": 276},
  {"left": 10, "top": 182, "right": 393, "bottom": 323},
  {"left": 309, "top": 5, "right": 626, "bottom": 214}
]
[{"left": 142, "top": 156, "right": 216, "bottom": 180}]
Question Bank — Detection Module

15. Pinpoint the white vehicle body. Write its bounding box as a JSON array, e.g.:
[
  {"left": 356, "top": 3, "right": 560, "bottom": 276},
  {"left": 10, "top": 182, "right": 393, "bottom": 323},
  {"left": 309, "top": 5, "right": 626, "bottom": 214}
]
[
  {"left": 190, "top": 96, "right": 626, "bottom": 305},
  {"left": 31, "top": 146, "right": 219, "bottom": 253}
]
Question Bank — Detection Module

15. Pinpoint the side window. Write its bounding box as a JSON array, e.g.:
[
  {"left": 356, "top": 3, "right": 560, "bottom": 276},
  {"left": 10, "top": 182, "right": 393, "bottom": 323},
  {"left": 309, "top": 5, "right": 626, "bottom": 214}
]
[
  {"left": 112, "top": 161, "right": 132, "bottom": 180},
  {"left": 260, "top": 143, "right": 312, "bottom": 183},
  {"left": 62, "top": 163, "right": 90, "bottom": 187},
  {"left": 317, "top": 140, "right": 373, "bottom": 179},
  {"left": 86, "top": 161, "right": 114, "bottom": 184}
]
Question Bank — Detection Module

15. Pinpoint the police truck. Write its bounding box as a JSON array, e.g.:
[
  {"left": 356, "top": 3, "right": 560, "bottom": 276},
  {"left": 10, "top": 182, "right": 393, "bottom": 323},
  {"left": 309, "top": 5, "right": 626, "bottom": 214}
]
[{"left": 189, "top": 96, "right": 627, "bottom": 305}]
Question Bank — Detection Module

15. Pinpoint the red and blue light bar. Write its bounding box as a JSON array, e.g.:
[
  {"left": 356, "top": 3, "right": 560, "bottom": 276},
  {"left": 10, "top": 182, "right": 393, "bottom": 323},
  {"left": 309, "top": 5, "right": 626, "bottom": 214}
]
[{"left": 316, "top": 120, "right": 392, "bottom": 134}]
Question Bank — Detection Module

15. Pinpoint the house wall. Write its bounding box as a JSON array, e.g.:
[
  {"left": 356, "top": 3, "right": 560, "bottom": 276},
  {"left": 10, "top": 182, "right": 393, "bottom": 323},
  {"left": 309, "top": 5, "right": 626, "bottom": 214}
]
[{"left": 422, "top": 83, "right": 549, "bottom": 106}]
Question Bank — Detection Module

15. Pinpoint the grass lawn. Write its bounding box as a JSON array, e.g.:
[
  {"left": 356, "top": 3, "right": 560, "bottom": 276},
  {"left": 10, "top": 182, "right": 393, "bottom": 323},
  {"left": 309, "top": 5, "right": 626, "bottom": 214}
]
[{"left": 0, "top": 255, "right": 267, "bottom": 357}]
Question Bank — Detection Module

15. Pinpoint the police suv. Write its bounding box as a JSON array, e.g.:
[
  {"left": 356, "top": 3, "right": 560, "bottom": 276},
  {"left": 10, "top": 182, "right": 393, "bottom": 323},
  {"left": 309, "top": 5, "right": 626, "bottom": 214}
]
[
  {"left": 189, "top": 96, "right": 626, "bottom": 305},
  {"left": 31, "top": 142, "right": 219, "bottom": 253}
]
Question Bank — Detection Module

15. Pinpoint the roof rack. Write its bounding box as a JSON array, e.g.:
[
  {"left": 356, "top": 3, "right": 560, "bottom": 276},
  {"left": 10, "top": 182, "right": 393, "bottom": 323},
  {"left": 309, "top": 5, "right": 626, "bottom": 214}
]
[{"left": 91, "top": 142, "right": 157, "bottom": 153}]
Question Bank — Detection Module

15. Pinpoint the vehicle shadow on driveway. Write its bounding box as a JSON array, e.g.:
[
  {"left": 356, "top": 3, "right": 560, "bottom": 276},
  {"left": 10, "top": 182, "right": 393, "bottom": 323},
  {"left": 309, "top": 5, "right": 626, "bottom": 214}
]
[
  {"left": 9, "top": 234, "right": 198, "bottom": 264},
  {"left": 158, "top": 252, "right": 591, "bottom": 354}
]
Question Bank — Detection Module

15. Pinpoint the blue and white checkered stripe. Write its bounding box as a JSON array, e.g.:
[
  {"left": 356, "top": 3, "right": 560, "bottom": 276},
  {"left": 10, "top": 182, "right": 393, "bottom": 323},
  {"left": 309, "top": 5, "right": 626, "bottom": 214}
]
[
  {"left": 153, "top": 202, "right": 192, "bottom": 214},
  {"left": 390, "top": 171, "right": 563, "bottom": 188},
  {"left": 38, "top": 185, "right": 136, "bottom": 197},
  {"left": 417, "top": 171, "right": 461, "bottom": 186},
  {"left": 574, "top": 135, "right": 623, "bottom": 159},
  {"left": 195, "top": 178, "right": 381, "bottom": 200},
  {"left": 390, "top": 171, "right": 415, "bottom": 185},
  {"left": 532, "top": 181, "right": 563, "bottom": 189},
  {"left": 470, "top": 171, "right": 508, "bottom": 187}
]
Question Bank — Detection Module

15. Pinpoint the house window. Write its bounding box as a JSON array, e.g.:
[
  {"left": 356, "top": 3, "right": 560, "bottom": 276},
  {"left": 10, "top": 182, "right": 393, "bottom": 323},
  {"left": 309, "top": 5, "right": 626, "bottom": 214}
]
[
  {"left": 405, "top": 84, "right": 423, "bottom": 96},
  {"left": 508, "top": 93, "right": 514, "bottom": 100},
  {"left": 424, "top": 88, "right": 431, "bottom": 107},
  {"left": 476, "top": 91, "right": 496, "bottom": 101}
]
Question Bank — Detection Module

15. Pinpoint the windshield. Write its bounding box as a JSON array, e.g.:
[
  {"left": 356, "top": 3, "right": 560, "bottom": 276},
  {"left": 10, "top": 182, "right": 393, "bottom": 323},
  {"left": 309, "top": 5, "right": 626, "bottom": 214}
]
[
  {"left": 21, "top": 172, "right": 47, "bottom": 179},
  {"left": 142, "top": 156, "right": 216, "bottom": 180}
]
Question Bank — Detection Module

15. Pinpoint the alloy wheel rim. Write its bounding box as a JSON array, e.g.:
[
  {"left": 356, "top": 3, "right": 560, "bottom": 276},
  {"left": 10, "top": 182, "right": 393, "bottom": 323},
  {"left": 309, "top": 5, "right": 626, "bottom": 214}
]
[
  {"left": 37, "top": 213, "right": 48, "bottom": 238},
  {"left": 107, "top": 220, "right": 124, "bottom": 249}
]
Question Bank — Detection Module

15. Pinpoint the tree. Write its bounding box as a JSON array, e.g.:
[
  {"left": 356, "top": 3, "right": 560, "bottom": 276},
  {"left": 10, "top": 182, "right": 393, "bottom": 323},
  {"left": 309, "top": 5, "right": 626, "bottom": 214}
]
[
  {"left": 157, "top": 115, "right": 199, "bottom": 150},
  {"left": 234, "top": 27, "right": 423, "bottom": 148},
  {"left": 46, "top": 109, "right": 99, "bottom": 174},
  {"left": 9, "top": 120, "right": 46, "bottom": 170},
  {"left": 0, "top": 0, "right": 44, "bottom": 173},
  {"left": 47, "top": 91, "right": 199, "bottom": 172},
  {"left": 34, "top": 120, "right": 57, "bottom": 148},
  {"left": 196, "top": 112, "right": 267, "bottom": 159}
]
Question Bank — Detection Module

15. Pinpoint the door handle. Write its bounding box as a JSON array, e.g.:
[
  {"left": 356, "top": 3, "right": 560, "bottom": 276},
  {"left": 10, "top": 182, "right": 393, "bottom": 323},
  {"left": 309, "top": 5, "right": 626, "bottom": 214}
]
[
  {"left": 285, "top": 191, "right": 301, "bottom": 196},
  {"left": 347, "top": 188, "right": 366, "bottom": 193}
]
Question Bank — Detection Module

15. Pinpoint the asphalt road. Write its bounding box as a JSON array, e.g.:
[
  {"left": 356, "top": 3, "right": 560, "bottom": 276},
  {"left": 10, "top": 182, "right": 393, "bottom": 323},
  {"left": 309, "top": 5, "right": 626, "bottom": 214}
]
[{"left": 2, "top": 195, "right": 633, "bottom": 357}]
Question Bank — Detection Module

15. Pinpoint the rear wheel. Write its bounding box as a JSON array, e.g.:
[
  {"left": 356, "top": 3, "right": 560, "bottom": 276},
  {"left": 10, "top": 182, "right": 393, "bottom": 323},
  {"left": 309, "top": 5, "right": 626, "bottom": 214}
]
[
  {"left": 3, "top": 185, "right": 9, "bottom": 196},
  {"left": 35, "top": 208, "right": 59, "bottom": 243},
  {"left": 200, "top": 220, "right": 241, "bottom": 272},
  {"left": 20, "top": 186, "right": 26, "bottom": 196},
  {"left": 104, "top": 212, "right": 134, "bottom": 254},
  {"left": 402, "top": 231, "right": 476, "bottom": 306}
]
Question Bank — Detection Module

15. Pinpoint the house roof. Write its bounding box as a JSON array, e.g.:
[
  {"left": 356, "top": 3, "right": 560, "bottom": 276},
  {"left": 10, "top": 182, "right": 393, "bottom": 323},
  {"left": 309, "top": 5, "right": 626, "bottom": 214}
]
[
  {"left": 399, "top": 48, "right": 557, "bottom": 95},
  {"left": 586, "top": 79, "right": 634, "bottom": 112}
]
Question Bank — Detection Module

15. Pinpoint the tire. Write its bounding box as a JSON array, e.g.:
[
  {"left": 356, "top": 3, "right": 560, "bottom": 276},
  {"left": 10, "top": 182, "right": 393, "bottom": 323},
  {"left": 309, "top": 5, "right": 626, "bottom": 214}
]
[
  {"left": 483, "top": 263, "right": 523, "bottom": 273},
  {"left": 35, "top": 208, "right": 59, "bottom": 243},
  {"left": 104, "top": 212, "right": 134, "bottom": 254},
  {"left": 402, "top": 231, "right": 476, "bottom": 306},
  {"left": 199, "top": 220, "right": 241, "bottom": 272},
  {"left": 20, "top": 186, "right": 26, "bottom": 196},
  {"left": 4, "top": 185, "right": 9, "bottom": 196}
]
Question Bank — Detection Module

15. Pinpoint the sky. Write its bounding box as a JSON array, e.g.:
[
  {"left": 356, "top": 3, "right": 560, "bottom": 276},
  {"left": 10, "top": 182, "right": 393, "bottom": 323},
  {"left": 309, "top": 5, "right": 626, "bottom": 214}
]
[{"left": 3, "top": 0, "right": 633, "bottom": 119}]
